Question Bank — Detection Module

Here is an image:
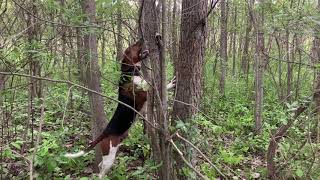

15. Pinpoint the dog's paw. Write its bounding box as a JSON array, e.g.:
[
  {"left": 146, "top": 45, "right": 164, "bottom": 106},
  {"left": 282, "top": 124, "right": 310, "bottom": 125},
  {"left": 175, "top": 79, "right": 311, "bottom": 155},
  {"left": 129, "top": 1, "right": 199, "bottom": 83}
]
[
  {"left": 170, "top": 76, "right": 176, "bottom": 87},
  {"left": 98, "top": 161, "right": 102, "bottom": 170},
  {"left": 167, "top": 76, "right": 176, "bottom": 90},
  {"left": 171, "top": 76, "right": 176, "bottom": 83}
]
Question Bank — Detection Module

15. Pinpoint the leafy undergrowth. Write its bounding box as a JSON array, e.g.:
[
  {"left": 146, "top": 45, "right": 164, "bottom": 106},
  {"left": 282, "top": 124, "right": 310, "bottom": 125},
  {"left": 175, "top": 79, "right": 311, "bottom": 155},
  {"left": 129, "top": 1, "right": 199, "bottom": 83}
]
[
  {"left": 1, "top": 81, "right": 159, "bottom": 179},
  {"left": 2, "top": 62, "right": 319, "bottom": 179},
  {"left": 2, "top": 109, "right": 159, "bottom": 179}
]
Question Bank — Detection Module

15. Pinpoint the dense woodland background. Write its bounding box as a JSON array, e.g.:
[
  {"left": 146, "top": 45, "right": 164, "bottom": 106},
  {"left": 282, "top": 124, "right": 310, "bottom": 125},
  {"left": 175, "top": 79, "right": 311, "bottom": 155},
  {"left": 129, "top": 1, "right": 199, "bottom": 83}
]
[{"left": 1, "top": 0, "right": 320, "bottom": 179}]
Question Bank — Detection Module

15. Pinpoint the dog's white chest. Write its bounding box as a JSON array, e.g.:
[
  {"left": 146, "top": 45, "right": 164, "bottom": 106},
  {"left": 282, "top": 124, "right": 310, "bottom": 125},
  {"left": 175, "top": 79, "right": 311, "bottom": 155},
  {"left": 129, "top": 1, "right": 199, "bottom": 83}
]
[{"left": 133, "top": 76, "right": 148, "bottom": 90}]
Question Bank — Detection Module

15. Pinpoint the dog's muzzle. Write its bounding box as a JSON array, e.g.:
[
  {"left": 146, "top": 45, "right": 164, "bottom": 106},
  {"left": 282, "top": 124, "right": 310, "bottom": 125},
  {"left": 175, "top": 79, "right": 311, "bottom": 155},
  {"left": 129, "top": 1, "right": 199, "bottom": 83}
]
[{"left": 139, "top": 50, "right": 149, "bottom": 60}]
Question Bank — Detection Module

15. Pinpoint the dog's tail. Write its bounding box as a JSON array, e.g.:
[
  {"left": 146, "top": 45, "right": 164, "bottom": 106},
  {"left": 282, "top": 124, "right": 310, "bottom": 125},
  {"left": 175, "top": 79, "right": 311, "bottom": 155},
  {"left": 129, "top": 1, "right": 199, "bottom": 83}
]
[
  {"left": 65, "top": 150, "right": 86, "bottom": 158},
  {"left": 64, "top": 134, "right": 105, "bottom": 158}
]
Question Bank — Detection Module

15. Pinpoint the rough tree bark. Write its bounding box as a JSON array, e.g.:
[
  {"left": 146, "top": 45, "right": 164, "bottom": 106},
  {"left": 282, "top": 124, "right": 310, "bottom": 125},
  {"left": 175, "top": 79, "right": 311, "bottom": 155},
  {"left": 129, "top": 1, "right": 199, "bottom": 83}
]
[
  {"left": 141, "top": 0, "right": 172, "bottom": 179},
  {"left": 141, "top": 0, "right": 160, "bottom": 168},
  {"left": 241, "top": 3, "right": 252, "bottom": 82},
  {"left": 172, "top": 0, "right": 207, "bottom": 179},
  {"left": 171, "top": 0, "right": 179, "bottom": 75},
  {"left": 313, "top": 0, "right": 320, "bottom": 143},
  {"left": 81, "top": 0, "right": 107, "bottom": 172},
  {"left": 158, "top": 0, "right": 171, "bottom": 179},
  {"left": 252, "top": 0, "right": 264, "bottom": 134}
]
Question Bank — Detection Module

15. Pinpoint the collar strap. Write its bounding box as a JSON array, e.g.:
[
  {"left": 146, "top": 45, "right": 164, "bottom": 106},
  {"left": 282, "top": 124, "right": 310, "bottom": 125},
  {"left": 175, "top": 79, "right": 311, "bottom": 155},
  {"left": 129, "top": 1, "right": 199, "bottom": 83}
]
[{"left": 121, "top": 65, "right": 141, "bottom": 76}]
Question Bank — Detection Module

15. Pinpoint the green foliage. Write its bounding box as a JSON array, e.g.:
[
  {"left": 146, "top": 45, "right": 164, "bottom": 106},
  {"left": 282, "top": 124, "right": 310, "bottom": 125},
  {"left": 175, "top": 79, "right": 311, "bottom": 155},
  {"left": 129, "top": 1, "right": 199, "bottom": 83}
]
[
  {"left": 2, "top": 0, "right": 320, "bottom": 178},
  {"left": 219, "top": 149, "right": 243, "bottom": 165},
  {"left": 201, "top": 163, "right": 217, "bottom": 179}
]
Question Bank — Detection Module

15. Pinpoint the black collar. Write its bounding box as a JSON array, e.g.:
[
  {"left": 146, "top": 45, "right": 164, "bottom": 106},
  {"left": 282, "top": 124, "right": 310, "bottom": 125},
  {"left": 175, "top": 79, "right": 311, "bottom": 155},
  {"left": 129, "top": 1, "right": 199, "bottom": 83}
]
[
  {"left": 119, "top": 65, "right": 141, "bottom": 86},
  {"left": 121, "top": 65, "right": 141, "bottom": 76}
]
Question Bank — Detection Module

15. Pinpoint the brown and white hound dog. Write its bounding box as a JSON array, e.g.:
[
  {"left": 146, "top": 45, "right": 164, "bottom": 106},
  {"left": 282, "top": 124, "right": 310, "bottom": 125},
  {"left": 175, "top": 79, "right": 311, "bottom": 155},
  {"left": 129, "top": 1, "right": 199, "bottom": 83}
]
[{"left": 65, "top": 39, "right": 175, "bottom": 178}]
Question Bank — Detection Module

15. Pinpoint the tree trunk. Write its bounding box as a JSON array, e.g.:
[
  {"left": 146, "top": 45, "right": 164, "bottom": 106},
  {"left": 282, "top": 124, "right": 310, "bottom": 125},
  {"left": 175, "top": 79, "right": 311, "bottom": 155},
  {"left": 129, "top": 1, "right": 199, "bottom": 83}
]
[
  {"left": 232, "top": 5, "right": 237, "bottom": 76},
  {"left": 60, "top": 0, "right": 67, "bottom": 70},
  {"left": 313, "top": 0, "right": 320, "bottom": 143},
  {"left": 241, "top": 5, "right": 252, "bottom": 76},
  {"left": 76, "top": 27, "right": 85, "bottom": 84},
  {"left": 171, "top": 0, "right": 179, "bottom": 75},
  {"left": 286, "top": 31, "right": 293, "bottom": 102},
  {"left": 25, "top": 0, "right": 40, "bottom": 147},
  {"left": 141, "top": 0, "right": 172, "bottom": 179},
  {"left": 167, "top": 0, "right": 172, "bottom": 58},
  {"left": 101, "top": 32, "right": 106, "bottom": 67},
  {"left": 158, "top": 0, "right": 171, "bottom": 179},
  {"left": 172, "top": 0, "right": 207, "bottom": 179},
  {"left": 141, "top": 0, "right": 161, "bottom": 168},
  {"left": 295, "top": 35, "right": 302, "bottom": 100},
  {"left": 252, "top": 0, "right": 264, "bottom": 134},
  {"left": 81, "top": 0, "right": 107, "bottom": 172},
  {"left": 0, "top": 61, "right": 6, "bottom": 168},
  {"left": 275, "top": 33, "right": 284, "bottom": 100},
  {"left": 116, "top": 1, "right": 123, "bottom": 62},
  {"left": 219, "top": 0, "right": 227, "bottom": 96}
]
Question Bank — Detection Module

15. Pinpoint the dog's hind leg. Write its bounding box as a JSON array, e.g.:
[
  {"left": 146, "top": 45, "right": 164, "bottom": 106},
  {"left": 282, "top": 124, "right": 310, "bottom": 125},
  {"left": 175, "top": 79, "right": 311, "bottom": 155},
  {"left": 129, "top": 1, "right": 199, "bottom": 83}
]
[{"left": 98, "top": 136, "right": 121, "bottom": 178}]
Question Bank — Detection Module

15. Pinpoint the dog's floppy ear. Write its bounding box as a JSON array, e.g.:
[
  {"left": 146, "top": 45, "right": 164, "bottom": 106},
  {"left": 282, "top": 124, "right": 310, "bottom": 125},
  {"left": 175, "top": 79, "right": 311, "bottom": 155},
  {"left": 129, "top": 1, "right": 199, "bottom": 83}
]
[
  {"left": 121, "top": 63, "right": 131, "bottom": 72},
  {"left": 120, "top": 47, "right": 133, "bottom": 71}
]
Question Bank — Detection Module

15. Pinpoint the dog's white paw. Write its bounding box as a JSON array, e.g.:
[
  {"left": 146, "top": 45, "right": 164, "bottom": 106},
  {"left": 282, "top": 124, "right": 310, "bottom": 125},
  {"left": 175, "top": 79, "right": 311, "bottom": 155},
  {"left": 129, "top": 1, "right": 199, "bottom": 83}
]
[{"left": 167, "top": 76, "right": 176, "bottom": 90}]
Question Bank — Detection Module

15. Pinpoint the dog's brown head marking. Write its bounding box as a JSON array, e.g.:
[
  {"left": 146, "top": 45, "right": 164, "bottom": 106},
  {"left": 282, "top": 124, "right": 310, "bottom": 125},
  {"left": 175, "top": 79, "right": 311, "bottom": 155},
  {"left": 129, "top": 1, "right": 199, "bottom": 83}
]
[{"left": 122, "top": 39, "right": 149, "bottom": 67}]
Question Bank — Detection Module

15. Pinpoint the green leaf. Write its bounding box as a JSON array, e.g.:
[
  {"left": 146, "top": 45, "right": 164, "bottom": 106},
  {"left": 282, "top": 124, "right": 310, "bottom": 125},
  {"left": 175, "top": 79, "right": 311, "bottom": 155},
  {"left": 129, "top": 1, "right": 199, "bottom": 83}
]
[
  {"left": 47, "top": 160, "right": 57, "bottom": 172},
  {"left": 34, "top": 156, "right": 44, "bottom": 166},
  {"left": 10, "top": 142, "right": 21, "bottom": 150},
  {"left": 176, "top": 120, "right": 185, "bottom": 130},
  {"left": 3, "top": 148, "right": 14, "bottom": 159},
  {"left": 79, "top": 177, "right": 89, "bottom": 180},
  {"left": 131, "top": 167, "right": 144, "bottom": 176},
  {"left": 64, "top": 175, "right": 71, "bottom": 180},
  {"left": 295, "top": 168, "right": 304, "bottom": 177}
]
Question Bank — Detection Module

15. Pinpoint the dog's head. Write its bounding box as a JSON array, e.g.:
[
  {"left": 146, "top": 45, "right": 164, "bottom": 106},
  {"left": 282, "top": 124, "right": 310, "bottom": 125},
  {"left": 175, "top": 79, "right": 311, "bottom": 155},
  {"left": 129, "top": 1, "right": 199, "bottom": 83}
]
[{"left": 121, "top": 39, "right": 149, "bottom": 70}]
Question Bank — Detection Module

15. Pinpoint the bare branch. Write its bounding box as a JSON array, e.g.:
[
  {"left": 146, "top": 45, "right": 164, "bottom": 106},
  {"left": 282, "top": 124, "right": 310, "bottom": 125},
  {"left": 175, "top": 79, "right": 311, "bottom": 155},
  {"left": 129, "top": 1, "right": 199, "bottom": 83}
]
[
  {"left": 169, "top": 139, "right": 210, "bottom": 180},
  {"left": 176, "top": 133, "right": 227, "bottom": 179},
  {"left": 0, "top": 71, "right": 162, "bottom": 133}
]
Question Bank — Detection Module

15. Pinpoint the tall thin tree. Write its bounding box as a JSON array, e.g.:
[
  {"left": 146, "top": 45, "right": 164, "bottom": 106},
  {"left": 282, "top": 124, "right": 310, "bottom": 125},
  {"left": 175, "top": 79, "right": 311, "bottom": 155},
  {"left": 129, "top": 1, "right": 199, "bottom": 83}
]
[
  {"left": 313, "top": 0, "right": 320, "bottom": 143},
  {"left": 251, "top": 0, "right": 265, "bottom": 134},
  {"left": 241, "top": 3, "right": 252, "bottom": 81},
  {"left": 219, "top": 0, "right": 228, "bottom": 95},
  {"left": 172, "top": 0, "right": 207, "bottom": 178},
  {"left": 116, "top": 0, "right": 123, "bottom": 62},
  {"left": 141, "top": 0, "right": 172, "bottom": 179},
  {"left": 171, "top": 0, "right": 179, "bottom": 74},
  {"left": 81, "top": 0, "right": 107, "bottom": 172}
]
